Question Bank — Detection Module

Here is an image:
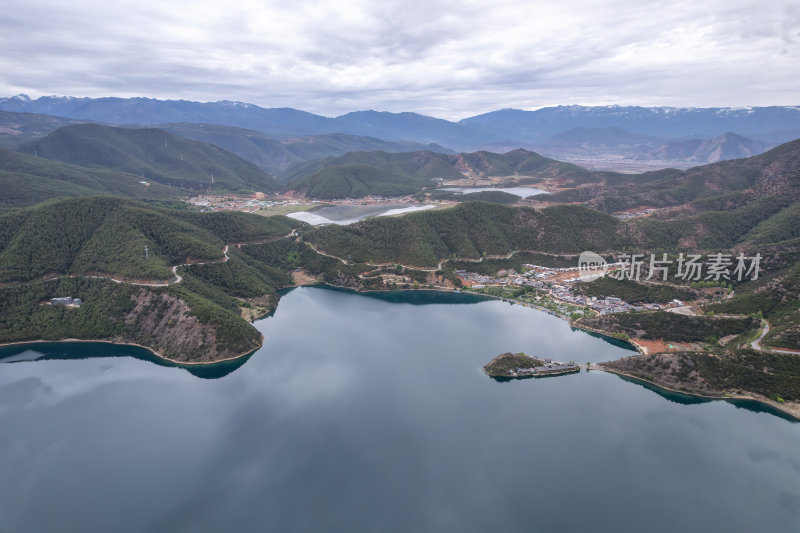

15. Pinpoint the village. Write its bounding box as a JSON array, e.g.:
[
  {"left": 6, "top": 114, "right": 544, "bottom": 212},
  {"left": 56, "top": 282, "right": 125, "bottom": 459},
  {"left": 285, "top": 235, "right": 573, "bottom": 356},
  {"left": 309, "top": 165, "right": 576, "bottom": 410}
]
[
  {"left": 186, "top": 192, "right": 427, "bottom": 216},
  {"left": 455, "top": 263, "right": 686, "bottom": 317}
]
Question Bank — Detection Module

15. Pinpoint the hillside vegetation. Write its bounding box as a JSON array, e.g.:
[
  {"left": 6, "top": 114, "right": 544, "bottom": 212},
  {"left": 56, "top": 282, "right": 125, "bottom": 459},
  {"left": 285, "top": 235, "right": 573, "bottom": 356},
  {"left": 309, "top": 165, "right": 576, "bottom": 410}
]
[
  {"left": 573, "top": 278, "right": 696, "bottom": 304},
  {"left": 0, "top": 110, "right": 83, "bottom": 149},
  {"left": 287, "top": 163, "right": 426, "bottom": 199},
  {"left": 6, "top": 96, "right": 799, "bottom": 150},
  {"left": 305, "top": 202, "right": 621, "bottom": 267},
  {"left": 0, "top": 149, "right": 183, "bottom": 207},
  {"left": 538, "top": 140, "right": 800, "bottom": 251},
  {"left": 552, "top": 139, "right": 800, "bottom": 212},
  {"left": 0, "top": 197, "right": 305, "bottom": 362},
  {"left": 283, "top": 148, "right": 586, "bottom": 198},
  {"left": 18, "top": 123, "right": 279, "bottom": 192},
  {"left": 583, "top": 312, "right": 759, "bottom": 343},
  {"left": 706, "top": 262, "right": 800, "bottom": 350},
  {"left": 0, "top": 196, "right": 300, "bottom": 282},
  {"left": 604, "top": 349, "right": 800, "bottom": 402},
  {"left": 162, "top": 123, "right": 452, "bottom": 175}
]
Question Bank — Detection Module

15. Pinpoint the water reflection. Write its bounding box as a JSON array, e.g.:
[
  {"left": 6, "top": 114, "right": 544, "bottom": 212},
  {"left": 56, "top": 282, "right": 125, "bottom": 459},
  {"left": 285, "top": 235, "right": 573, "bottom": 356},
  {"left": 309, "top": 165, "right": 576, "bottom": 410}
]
[
  {"left": 0, "top": 342, "right": 252, "bottom": 379},
  {"left": 1, "top": 286, "right": 800, "bottom": 533},
  {"left": 320, "top": 286, "right": 491, "bottom": 305},
  {"left": 612, "top": 373, "right": 799, "bottom": 423},
  {"left": 0, "top": 287, "right": 792, "bottom": 423},
  {"left": 572, "top": 327, "right": 639, "bottom": 352}
]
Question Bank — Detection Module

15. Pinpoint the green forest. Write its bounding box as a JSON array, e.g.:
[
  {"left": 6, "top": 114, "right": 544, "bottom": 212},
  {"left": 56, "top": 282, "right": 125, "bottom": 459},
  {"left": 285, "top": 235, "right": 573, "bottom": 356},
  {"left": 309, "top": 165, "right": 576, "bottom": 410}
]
[{"left": 305, "top": 202, "right": 621, "bottom": 267}]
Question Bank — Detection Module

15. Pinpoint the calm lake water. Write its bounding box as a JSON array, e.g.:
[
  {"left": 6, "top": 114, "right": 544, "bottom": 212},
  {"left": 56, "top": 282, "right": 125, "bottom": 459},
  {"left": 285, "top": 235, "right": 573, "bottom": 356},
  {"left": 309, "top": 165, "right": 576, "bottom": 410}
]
[
  {"left": 1, "top": 287, "right": 799, "bottom": 533},
  {"left": 438, "top": 186, "right": 548, "bottom": 198},
  {"left": 288, "top": 204, "right": 435, "bottom": 225}
]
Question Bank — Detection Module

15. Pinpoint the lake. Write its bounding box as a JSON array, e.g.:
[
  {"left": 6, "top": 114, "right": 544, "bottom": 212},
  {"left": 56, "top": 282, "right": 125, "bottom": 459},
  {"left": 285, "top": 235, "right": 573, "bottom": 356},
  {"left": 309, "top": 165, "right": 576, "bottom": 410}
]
[
  {"left": 1, "top": 286, "right": 799, "bottom": 533},
  {"left": 288, "top": 204, "right": 435, "bottom": 225},
  {"left": 438, "top": 186, "right": 548, "bottom": 198}
]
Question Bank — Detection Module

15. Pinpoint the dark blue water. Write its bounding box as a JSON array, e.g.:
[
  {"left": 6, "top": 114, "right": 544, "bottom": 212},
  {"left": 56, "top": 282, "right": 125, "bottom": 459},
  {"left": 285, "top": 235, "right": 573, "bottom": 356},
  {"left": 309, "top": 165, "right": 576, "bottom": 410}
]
[{"left": 1, "top": 287, "right": 798, "bottom": 533}]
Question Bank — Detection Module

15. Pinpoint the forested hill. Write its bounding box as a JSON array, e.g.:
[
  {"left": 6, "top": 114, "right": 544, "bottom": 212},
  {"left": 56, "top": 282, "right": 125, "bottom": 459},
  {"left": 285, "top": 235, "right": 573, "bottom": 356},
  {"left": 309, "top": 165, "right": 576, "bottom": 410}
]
[
  {"left": 305, "top": 178, "right": 800, "bottom": 267},
  {"left": 18, "top": 123, "right": 279, "bottom": 192},
  {"left": 0, "top": 110, "right": 84, "bottom": 149},
  {"left": 283, "top": 148, "right": 588, "bottom": 199},
  {"left": 160, "top": 124, "right": 453, "bottom": 175},
  {"left": 305, "top": 202, "right": 621, "bottom": 266},
  {"left": 0, "top": 196, "right": 300, "bottom": 283},
  {"left": 4, "top": 96, "right": 799, "bottom": 149},
  {"left": 0, "top": 197, "right": 305, "bottom": 363},
  {"left": 0, "top": 149, "right": 184, "bottom": 207},
  {"left": 552, "top": 138, "right": 800, "bottom": 212},
  {"left": 539, "top": 139, "right": 800, "bottom": 251}
]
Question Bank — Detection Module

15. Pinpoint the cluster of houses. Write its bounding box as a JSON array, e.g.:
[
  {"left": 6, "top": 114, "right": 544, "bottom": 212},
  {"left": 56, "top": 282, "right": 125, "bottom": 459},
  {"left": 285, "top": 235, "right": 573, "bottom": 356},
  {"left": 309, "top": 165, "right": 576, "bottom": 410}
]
[
  {"left": 189, "top": 193, "right": 434, "bottom": 214},
  {"left": 188, "top": 194, "right": 292, "bottom": 212},
  {"left": 510, "top": 360, "right": 580, "bottom": 377},
  {"left": 458, "top": 264, "right": 584, "bottom": 290},
  {"left": 49, "top": 296, "right": 82, "bottom": 308},
  {"left": 457, "top": 265, "right": 556, "bottom": 289},
  {"left": 549, "top": 288, "right": 685, "bottom": 315},
  {"left": 613, "top": 207, "right": 664, "bottom": 220},
  {"left": 457, "top": 263, "right": 686, "bottom": 316}
]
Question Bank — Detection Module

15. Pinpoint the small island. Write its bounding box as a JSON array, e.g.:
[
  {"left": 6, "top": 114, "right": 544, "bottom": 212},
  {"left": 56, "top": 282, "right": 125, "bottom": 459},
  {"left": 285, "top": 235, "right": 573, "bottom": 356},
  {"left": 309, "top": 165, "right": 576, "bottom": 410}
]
[{"left": 483, "top": 352, "right": 580, "bottom": 379}]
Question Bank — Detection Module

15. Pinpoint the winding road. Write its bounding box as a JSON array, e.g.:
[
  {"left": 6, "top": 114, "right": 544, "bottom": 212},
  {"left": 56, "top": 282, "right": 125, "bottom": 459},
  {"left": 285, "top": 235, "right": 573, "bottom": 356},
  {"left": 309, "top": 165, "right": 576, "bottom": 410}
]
[
  {"left": 751, "top": 319, "right": 800, "bottom": 355},
  {"left": 171, "top": 245, "right": 229, "bottom": 284}
]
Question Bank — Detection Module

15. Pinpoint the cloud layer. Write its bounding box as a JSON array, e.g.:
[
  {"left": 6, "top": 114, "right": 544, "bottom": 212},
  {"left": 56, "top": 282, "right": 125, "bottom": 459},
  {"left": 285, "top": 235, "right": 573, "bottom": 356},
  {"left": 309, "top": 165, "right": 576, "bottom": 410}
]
[{"left": 1, "top": 0, "right": 798, "bottom": 119}]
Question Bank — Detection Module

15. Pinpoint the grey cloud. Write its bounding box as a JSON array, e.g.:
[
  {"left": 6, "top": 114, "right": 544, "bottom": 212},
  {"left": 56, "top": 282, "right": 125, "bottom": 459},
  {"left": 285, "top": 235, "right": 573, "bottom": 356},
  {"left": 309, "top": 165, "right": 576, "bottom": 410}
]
[{"left": 0, "top": 0, "right": 797, "bottom": 119}]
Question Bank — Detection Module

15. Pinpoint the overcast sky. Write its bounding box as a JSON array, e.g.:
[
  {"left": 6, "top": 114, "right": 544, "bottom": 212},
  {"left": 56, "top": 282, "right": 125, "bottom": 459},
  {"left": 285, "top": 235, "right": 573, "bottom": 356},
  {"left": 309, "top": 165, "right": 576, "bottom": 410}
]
[{"left": 1, "top": 0, "right": 797, "bottom": 119}]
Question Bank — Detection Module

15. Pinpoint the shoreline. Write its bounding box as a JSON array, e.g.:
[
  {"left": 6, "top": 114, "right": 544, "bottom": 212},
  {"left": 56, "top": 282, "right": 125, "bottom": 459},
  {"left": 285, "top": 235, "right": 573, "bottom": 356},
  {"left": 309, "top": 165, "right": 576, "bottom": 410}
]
[
  {"left": 569, "top": 320, "right": 644, "bottom": 353},
  {"left": 596, "top": 365, "right": 800, "bottom": 421},
  {"left": 485, "top": 368, "right": 582, "bottom": 380},
  {"left": 4, "top": 283, "right": 797, "bottom": 422},
  {"left": 461, "top": 288, "right": 642, "bottom": 352},
  {"left": 0, "top": 284, "right": 491, "bottom": 369},
  {"left": 0, "top": 337, "right": 259, "bottom": 368}
]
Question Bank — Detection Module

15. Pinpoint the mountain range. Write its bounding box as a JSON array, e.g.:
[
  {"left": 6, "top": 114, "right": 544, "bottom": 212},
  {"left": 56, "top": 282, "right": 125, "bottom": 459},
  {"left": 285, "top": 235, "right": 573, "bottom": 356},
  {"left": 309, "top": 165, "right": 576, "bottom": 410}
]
[
  {"left": 281, "top": 148, "right": 587, "bottom": 199},
  {"left": 0, "top": 101, "right": 799, "bottom": 406},
  {"left": 159, "top": 123, "right": 452, "bottom": 175},
  {"left": 2, "top": 95, "right": 798, "bottom": 152},
  {"left": 5, "top": 120, "right": 795, "bottom": 202},
  {"left": 0, "top": 110, "right": 84, "bottom": 149},
  {"left": 18, "top": 123, "right": 279, "bottom": 192},
  {"left": 463, "top": 105, "right": 800, "bottom": 143},
  {"left": 5, "top": 121, "right": 589, "bottom": 200},
  {"left": 631, "top": 132, "right": 772, "bottom": 163},
  {"left": 0, "top": 148, "right": 181, "bottom": 207},
  {"left": 550, "top": 139, "right": 800, "bottom": 220},
  {"left": 538, "top": 128, "right": 774, "bottom": 165}
]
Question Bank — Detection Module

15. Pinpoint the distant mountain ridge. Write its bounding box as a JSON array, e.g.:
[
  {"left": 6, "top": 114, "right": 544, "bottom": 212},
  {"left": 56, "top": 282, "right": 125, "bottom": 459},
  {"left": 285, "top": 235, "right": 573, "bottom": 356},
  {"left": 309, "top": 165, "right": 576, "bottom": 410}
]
[
  {"left": 544, "top": 126, "right": 659, "bottom": 147},
  {"left": 633, "top": 132, "right": 772, "bottom": 163},
  {"left": 462, "top": 105, "right": 800, "bottom": 142},
  {"left": 537, "top": 127, "right": 777, "bottom": 165},
  {"left": 159, "top": 123, "right": 453, "bottom": 175},
  {"left": 0, "top": 149, "right": 181, "bottom": 207},
  {"left": 3, "top": 95, "right": 798, "bottom": 151},
  {"left": 549, "top": 138, "right": 800, "bottom": 218},
  {"left": 283, "top": 148, "right": 588, "bottom": 199},
  {"left": 0, "top": 95, "right": 504, "bottom": 149},
  {"left": 0, "top": 110, "right": 85, "bottom": 149},
  {"left": 18, "top": 123, "right": 279, "bottom": 192}
]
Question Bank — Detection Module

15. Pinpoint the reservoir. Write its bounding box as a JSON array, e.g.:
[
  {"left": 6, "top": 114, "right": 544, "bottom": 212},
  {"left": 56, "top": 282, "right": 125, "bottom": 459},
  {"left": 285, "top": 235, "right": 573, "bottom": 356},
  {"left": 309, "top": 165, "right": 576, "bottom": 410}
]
[
  {"left": 1, "top": 286, "right": 798, "bottom": 533},
  {"left": 438, "top": 186, "right": 548, "bottom": 198},
  {"left": 288, "top": 204, "right": 435, "bottom": 225}
]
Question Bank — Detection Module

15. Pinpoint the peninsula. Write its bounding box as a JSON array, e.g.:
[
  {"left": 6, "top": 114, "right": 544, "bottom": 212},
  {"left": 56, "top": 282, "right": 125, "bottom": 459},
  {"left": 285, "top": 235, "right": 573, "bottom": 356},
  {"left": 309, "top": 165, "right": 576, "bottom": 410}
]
[{"left": 483, "top": 352, "right": 580, "bottom": 379}]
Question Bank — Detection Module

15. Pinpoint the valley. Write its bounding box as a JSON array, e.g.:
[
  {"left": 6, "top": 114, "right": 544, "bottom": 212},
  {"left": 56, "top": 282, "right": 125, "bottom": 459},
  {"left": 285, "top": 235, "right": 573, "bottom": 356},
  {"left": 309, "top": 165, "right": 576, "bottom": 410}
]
[
  {"left": 4, "top": 4, "right": 800, "bottom": 532},
  {"left": 1, "top": 97, "right": 799, "bottom": 419}
]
